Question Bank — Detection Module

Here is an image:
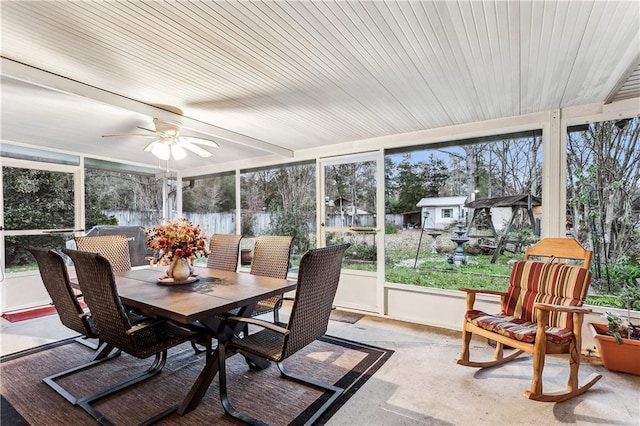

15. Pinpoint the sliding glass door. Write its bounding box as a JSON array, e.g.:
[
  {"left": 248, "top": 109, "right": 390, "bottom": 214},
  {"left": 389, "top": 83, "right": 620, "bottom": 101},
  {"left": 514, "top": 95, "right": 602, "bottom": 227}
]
[{"left": 1, "top": 158, "right": 82, "bottom": 312}]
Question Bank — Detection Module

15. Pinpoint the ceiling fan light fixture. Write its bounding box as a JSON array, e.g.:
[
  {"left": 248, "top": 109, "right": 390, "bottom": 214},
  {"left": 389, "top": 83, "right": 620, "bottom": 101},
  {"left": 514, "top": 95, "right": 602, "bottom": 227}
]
[
  {"left": 151, "top": 142, "right": 171, "bottom": 160},
  {"left": 170, "top": 142, "right": 187, "bottom": 160},
  {"left": 105, "top": 116, "right": 218, "bottom": 161}
]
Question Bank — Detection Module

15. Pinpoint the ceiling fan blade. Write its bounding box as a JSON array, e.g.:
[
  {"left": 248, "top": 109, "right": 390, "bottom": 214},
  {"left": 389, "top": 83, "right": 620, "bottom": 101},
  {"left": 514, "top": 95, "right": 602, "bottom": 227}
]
[
  {"left": 180, "top": 140, "right": 212, "bottom": 157},
  {"left": 181, "top": 136, "right": 219, "bottom": 148},
  {"left": 143, "top": 140, "right": 160, "bottom": 151},
  {"left": 137, "top": 125, "right": 173, "bottom": 138},
  {"left": 102, "top": 133, "right": 159, "bottom": 138}
]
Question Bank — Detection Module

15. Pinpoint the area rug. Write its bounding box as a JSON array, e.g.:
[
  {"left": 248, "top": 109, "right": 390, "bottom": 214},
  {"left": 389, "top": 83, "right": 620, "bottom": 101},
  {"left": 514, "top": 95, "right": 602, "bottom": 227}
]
[{"left": 1, "top": 335, "right": 392, "bottom": 425}]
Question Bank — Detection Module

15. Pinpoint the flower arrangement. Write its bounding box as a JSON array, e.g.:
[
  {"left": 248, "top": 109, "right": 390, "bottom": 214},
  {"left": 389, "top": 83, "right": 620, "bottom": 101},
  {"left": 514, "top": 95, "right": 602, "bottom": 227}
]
[{"left": 146, "top": 218, "right": 208, "bottom": 264}]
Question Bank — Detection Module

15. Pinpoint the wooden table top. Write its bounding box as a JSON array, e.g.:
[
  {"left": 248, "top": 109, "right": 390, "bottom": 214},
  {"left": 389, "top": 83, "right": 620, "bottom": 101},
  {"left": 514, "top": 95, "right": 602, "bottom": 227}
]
[{"left": 114, "top": 267, "right": 297, "bottom": 324}]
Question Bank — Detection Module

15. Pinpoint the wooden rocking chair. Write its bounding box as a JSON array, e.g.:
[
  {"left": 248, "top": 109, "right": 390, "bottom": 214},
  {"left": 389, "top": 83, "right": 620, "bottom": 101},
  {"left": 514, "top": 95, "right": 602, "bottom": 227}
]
[{"left": 455, "top": 237, "right": 602, "bottom": 402}]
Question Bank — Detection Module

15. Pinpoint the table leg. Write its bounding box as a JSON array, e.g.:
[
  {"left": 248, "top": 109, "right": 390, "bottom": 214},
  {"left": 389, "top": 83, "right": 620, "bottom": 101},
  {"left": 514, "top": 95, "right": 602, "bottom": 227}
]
[
  {"left": 176, "top": 302, "right": 273, "bottom": 415},
  {"left": 177, "top": 349, "right": 219, "bottom": 415}
]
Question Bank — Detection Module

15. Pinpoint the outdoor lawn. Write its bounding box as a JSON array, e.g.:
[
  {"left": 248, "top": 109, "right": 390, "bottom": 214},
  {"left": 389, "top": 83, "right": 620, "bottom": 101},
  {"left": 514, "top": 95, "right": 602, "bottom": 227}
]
[{"left": 332, "top": 227, "right": 638, "bottom": 311}]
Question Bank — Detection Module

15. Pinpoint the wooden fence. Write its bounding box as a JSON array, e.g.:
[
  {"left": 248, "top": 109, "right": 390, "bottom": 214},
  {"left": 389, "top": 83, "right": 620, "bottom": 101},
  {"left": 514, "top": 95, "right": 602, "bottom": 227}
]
[{"left": 103, "top": 210, "right": 404, "bottom": 234}]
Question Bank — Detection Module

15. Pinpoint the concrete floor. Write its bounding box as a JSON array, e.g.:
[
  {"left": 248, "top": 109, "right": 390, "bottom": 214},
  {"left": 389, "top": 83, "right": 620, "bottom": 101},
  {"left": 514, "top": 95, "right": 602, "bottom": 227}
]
[{"left": 2, "top": 310, "right": 639, "bottom": 425}]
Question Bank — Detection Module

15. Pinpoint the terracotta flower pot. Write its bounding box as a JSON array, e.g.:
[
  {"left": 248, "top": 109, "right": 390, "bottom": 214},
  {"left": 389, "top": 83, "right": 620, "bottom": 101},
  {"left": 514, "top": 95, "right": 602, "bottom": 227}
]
[
  {"left": 240, "top": 249, "right": 253, "bottom": 266},
  {"left": 588, "top": 323, "right": 640, "bottom": 376}
]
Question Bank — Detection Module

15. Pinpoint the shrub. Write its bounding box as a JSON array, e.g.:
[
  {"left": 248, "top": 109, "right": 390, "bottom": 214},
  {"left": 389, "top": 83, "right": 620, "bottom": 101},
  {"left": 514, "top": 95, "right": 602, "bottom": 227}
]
[{"left": 385, "top": 225, "right": 398, "bottom": 234}]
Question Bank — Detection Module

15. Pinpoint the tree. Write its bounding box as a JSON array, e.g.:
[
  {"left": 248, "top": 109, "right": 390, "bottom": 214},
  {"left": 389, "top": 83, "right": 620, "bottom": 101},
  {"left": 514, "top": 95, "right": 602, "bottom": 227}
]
[
  {"left": 241, "top": 169, "right": 274, "bottom": 212},
  {"left": 268, "top": 165, "right": 316, "bottom": 251},
  {"left": 488, "top": 136, "right": 542, "bottom": 198},
  {"left": 567, "top": 117, "right": 640, "bottom": 290},
  {"left": 388, "top": 153, "right": 450, "bottom": 213},
  {"left": 420, "top": 154, "right": 449, "bottom": 196},
  {"left": 3, "top": 167, "right": 75, "bottom": 265},
  {"left": 394, "top": 154, "right": 422, "bottom": 212},
  {"left": 183, "top": 174, "right": 235, "bottom": 213},
  {"left": 325, "top": 161, "right": 376, "bottom": 221},
  {"left": 437, "top": 149, "right": 467, "bottom": 197},
  {"left": 240, "top": 164, "right": 316, "bottom": 249},
  {"left": 84, "top": 168, "right": 163, "bottom": 214}
]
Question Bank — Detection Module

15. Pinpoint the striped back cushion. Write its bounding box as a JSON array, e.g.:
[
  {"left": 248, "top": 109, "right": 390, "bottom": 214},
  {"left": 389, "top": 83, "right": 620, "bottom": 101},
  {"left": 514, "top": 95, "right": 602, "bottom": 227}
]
[{"left": 502, "top": 260, "right": 591, "bottom": 329}]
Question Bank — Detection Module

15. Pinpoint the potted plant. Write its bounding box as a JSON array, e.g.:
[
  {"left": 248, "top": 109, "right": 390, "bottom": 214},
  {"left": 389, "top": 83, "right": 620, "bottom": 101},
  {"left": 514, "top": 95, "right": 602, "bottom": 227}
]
[{"left": 589, "top": 277, "right": 640, "bottom": 376}]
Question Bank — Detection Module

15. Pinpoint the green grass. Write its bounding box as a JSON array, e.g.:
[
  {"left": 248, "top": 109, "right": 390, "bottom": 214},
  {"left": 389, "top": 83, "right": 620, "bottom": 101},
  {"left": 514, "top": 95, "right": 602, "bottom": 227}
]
[
  {"left": 385, "top": 249, "right": 514, "bottom": 288},
  {"left": 585, "top": 295, "right": 640, "bottom": 311},
  {"left": 6, "top": 264, "right": 38, "bottom": 273},
  {"left": 386, "top": 266, "right": 510, "bottom": 291}
]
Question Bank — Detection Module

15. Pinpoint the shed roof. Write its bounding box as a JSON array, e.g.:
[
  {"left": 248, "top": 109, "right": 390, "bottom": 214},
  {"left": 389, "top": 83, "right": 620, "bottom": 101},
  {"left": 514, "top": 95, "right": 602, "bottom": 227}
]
[
  {"left": 464, "top": 194, "right": 542, "bottom": 209},
  {"left": 416, "top": 196, "right": 468, "bottom": 207}
]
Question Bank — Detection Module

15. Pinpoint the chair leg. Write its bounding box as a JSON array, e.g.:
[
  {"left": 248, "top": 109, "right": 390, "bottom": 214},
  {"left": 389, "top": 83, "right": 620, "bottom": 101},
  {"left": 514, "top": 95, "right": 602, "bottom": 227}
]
[
  {"left": 493, "top": 341, "right": 504, "bottom": 360},
  {"left": 92, "top": 341, "right": 121, "bottom": 361},
  {"left": 76, "top": 351, "right": 169, "bottom": 425},
  {"left": 185, "top": 321, "right": 216, "bottom": 354},
  {"left": 528, "top": 337, "right": 546, "bottom": 397},
  {"left": 273, "top": 297, "right": 283, "bottom": 323},
  {"left": 191, "top": 339, "right": 215, "bottom": 354},
  {"left": 458, "top": 326, "right": 473, "bottom": 362},
  {"left": 218, "top": 344, "right": 343, "bottom": 426},
  {"left": 74, "top": 335, "right": 100, "bottom": 351},
  {"left": 218, "top": 341, "right": 269, "bottom": 426},
  {"left": 278, "top": 362, "right": 344, "bottom": 425},
  {"left": 524, "top": 326, "right": 602, "bottom": 402},
  {"left": 43, "top": 343, "right": 121, "bottom": 405},
  {"left": 454, "top": 325, "right": 524, "bottom": 368}
]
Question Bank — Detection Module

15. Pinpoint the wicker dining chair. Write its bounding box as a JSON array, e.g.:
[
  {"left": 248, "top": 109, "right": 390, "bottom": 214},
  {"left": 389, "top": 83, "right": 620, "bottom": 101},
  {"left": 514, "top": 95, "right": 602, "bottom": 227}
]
[
  {"left": 250, "top": 235, "right": 294, "bottom": 322},
  {"left": 206, "top": 234, "right": 242, "bottom": 271},
  {"left": 25, "top": 246, "right": 122, "bottom": 405},
  {"left": 217, "top": 243, "right": 350, "bottom": 425},
  {"left": 62, "top": 247, "right": 211, "bottom": 424},
  {"left": 75, "top": 234, "right": 132, "bottom": 273}
]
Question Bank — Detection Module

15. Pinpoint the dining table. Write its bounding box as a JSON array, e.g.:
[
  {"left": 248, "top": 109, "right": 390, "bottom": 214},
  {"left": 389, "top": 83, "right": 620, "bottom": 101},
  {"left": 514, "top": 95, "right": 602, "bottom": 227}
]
[{"left": 112, "top": 265, "right": 297, "bottom": 416}]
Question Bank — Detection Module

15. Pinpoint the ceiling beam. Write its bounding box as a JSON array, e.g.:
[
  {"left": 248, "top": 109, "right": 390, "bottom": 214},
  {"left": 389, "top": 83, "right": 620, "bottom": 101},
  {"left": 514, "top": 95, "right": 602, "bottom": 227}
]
[{"left": 1, "top": 57, "right": 293, "bottom": 158}]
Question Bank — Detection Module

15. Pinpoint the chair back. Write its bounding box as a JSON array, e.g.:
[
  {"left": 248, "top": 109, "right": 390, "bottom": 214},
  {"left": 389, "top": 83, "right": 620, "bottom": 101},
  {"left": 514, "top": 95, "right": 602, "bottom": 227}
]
[
  {"left": 250, "top": 235, "right": 294, "bottom": 279},
  {"left": 503, "top": 238, "right": 592, "bottom": 329},
  {"left": 206, "top": 234, "right": 242, "bottom": 271},
  {"left": 75, "top": 235, "right": 132, "bottom": 273},
  {"left": 524, "top": 237, "right": 592, "bottom": 267},
  {"left": 283, "top": 243, "right": 349, "bottom": 358},
  {"left": 25, "top": 246, "right": 96, "bottom": 337},
  {"left": 62, "top": 248, "right": 137, "bottom": 351}
]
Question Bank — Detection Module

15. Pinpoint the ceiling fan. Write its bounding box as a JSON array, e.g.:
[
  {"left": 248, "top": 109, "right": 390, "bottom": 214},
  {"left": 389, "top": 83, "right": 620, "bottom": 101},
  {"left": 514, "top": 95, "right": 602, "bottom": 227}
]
[{"left": 102, "top": 118, "right": 219, "bottom": 160}]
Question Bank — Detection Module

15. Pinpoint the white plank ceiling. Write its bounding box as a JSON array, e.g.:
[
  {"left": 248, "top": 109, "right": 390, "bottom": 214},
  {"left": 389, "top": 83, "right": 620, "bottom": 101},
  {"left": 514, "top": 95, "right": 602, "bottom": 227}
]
[{"left": 1, "top": 1, "right": 639, "bottom": 171}]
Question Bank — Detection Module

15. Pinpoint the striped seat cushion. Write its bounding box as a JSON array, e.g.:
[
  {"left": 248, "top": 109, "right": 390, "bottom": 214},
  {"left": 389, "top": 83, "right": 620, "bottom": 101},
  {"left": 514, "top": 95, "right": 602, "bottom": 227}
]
[
  {"left": 465, "top": 260, "right": 591, "bottom": 344},
  {"left": 465, "top": 310, "right": 573, "bottom": 344}
]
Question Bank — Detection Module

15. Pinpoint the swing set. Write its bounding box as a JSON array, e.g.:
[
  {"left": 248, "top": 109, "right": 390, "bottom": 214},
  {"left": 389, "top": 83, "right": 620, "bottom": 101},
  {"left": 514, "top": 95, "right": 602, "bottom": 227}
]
[{"left": 465, "top": 194, "right": 541, "bottom": 263}]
